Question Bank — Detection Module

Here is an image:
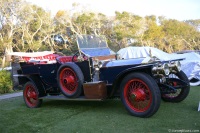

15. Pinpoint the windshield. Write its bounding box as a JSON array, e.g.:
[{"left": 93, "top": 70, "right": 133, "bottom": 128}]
[
  {"left": 77, "top": 35, "right": 107, "bottom": 49},
  {"left": 77, "top": 35, "right": 114, "bottom": 57}
]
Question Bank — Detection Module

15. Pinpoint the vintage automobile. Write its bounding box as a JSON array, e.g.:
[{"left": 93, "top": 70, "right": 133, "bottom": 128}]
[{"left": 14, "top": 35, "right": 190, "bottom": 118}]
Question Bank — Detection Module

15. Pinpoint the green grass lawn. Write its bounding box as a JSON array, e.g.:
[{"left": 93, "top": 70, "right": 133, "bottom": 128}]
[{"left": 0, "top": 87, "right": 199, "bottom": 133}]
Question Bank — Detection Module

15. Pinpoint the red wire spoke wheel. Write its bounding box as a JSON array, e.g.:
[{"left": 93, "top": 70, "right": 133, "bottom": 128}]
[
  {"left": 59, "top": 68, "right": 78, "bottom": 94},
  {"left": 57, "top": 63, "right": 84, "bottom": 98},
  {"left": 124, "top": 79, "right": 152, "bottom": 112},
  {"left": 162, "top": 70, "right": 190, "bottom": 102},
  {"left": 120, "top": 72, "right": 161, "bottom": 118},
  {"left": 23, "top": 81, "right": 42, "bottom": 108}
]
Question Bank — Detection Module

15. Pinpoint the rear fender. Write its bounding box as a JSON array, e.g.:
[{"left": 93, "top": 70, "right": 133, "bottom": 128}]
[
  {"left": 19, "top": 75, "right": 46, "bottom": 97},
  {"left": 110, "top": 65, "right": 153, "bottom": 97}
]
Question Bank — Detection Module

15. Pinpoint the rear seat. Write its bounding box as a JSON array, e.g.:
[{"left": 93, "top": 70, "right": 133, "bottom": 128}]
[
  {"left": 21, "top": 54, "right": 75, "bottom": 64},
  {"left": 43, "top": 54, "right": 59, "bottom": 61},
  {"left": 56, "top": 56, "right": 73, "bottom": 64},
  {"left": 22, "top": 54, "right": 59, "bottom": 64}
]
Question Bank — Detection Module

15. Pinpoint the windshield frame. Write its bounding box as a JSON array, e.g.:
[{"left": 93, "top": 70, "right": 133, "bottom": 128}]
[{"left": 76, "top": 35, "right": 113, "bottom": 57}]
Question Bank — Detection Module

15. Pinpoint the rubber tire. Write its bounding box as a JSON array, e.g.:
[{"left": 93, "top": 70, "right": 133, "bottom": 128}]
[
  {"left": 57, "top": 62, "right": 84, "bottom": 98},
  {"left": 23, "top": 81, "right": 43, "bottom": 108},
  {"left": 120, "top": 72, "right": 161, "bottom": 118},
  {"left": 162, "top": 70, "right": 190, "bottom": 102}
]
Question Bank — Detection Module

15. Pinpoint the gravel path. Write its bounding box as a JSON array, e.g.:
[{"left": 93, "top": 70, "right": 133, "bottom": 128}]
[{"left": 0, "top": 92, "right": 23, "bottom": 100}]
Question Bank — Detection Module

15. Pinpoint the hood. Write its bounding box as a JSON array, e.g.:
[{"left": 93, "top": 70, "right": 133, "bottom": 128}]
[{"left": 102, "top": 58, "right": 151, "bottom": 67}]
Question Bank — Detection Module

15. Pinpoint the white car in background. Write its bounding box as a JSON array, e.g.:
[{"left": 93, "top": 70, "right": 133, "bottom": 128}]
[{"left": 118, "top": 46, "right": 200, "bottom": 86}]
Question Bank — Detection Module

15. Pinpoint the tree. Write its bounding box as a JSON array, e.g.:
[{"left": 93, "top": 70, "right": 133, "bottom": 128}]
[
  {"left": 184, "top": 19, "right": 200, "bottom": 50},
  {"left": 53, "top": 3, "right": 113, "bottom": 54},
  {"left": 142, "top": 15, "right": 165, "bottom": 50},
  {"left": 0, "top": 0, "right": 22, "bottom": 67},
  {"left": 53, "top": 10, "right": 78, "bottom": 54},
  {"left": 112, "top": 11, "right": 143, "bottom": 50},
  {"left": 160, "top": 19, "right": 199, "bottom": 52},
  {"left": 16, "top": 3, "right": 54, "bottom": 52},
  {"left": 0, "top": 0, "right": 55, "bottom": 67}
]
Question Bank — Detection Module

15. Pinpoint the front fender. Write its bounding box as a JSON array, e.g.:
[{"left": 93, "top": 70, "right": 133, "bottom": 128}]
[{"left": 109, "top": 64, "right": 154, "bottom": 97}]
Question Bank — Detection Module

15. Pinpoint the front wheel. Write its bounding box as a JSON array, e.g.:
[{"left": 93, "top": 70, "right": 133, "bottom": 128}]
[
  {"left": 120, "top": 72, "right": 161, "bottom": 118},
  {"left": 23, "top": 81, "right": 43, "bottom": 108},
  {"left": 161, "top": 70, "right": 190, "bottom": 102}
]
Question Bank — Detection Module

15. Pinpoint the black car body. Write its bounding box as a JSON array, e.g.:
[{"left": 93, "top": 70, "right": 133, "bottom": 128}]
[{"left": 14, "top": 35, "right": 190, "bottom": 117}]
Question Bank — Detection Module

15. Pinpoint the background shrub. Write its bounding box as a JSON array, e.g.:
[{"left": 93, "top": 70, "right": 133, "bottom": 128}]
[{"left": 0, "top": 70, "right": 13, "bottom": 94}]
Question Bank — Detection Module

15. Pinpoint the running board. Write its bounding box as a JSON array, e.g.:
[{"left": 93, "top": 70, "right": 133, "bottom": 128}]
[{"left": 39, "top": 95, "right": 105, "bottom": 101}]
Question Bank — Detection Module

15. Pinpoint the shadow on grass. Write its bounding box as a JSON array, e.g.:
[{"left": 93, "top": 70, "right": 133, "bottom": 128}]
[
  {"left": 42, "top": 98, "right": 120, "bottom": 107},
  {"left": 41, "top": 98, "right": 127, "bottom": 115}
]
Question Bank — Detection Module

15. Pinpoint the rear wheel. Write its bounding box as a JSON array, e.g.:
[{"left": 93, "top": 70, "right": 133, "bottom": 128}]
[
  {"left": 120, "top": 72, "right": 161, "bottom": 118},
  {"left": 57, "top": 63, "right": 84, "bottom": 98},
  {"left": 23, "top": 81, "right": 42, "bottom": 108},
  {"left": 161, "top": 71, "right": 190, "bottom": 102}
]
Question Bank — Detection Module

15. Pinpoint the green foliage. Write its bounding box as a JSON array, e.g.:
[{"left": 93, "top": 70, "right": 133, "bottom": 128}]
[
  {"left": 160, "top": 19, "right": 200, "bottom": 52},
  {"left": 112, "top": 11, "right": 144, "bottom": 48},
  {"left": 0, "top": 70, "right": 12, "bottom": 94},
  {"left": 74, "top": 12, "right": 103, "bottom": 34},
  {"left": 161, "top": 19, "right": 196, "bottom": 38},
  {"left": 0, "top": 0, "right": 200, "bottom": 56},
  {"left": 114, "top": 11, "right": 142, "bottom": 39},
  {"left": 76, "top": 13, "right": 95, "bottom": 24}
]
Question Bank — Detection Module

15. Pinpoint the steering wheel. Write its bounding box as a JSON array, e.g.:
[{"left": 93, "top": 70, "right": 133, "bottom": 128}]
[{"left": 72, "top": 51, "right": 87, "bottom": 62}]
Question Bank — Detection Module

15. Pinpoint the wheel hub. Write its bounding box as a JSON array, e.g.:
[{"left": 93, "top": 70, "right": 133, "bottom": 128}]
[
  {"left": 64, "top": 76, "right": 75, "bottom": 84},
  {"left": 30, "top": 92, "right": 36, "bottom": 98},
  {"left": 28, "top": 90, "right": 36, "bottom": 99},
  {"left": 131, "top": 89, "right": 146, "bottom": 101}
]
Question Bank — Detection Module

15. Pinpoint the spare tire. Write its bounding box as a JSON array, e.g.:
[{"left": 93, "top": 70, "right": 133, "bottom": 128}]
[{"left": 57, "top": 62, "right": 84, "bottom": 98}]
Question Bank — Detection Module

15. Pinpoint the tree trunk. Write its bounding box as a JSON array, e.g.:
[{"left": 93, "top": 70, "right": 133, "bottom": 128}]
[
  {"left": 1, "top": 56, "right": 6, "bottom": 68},
  {"left": 1, "top": 45, "right": 13, "bottom": 68}
]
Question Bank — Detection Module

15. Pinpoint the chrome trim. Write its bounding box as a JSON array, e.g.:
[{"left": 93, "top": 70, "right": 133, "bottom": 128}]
[
  {"left": 152, "top": 63, "right": 170, "bottom": 76},
  {"left": 169, "top": 61, "right": 181, "bottom": 72}
]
